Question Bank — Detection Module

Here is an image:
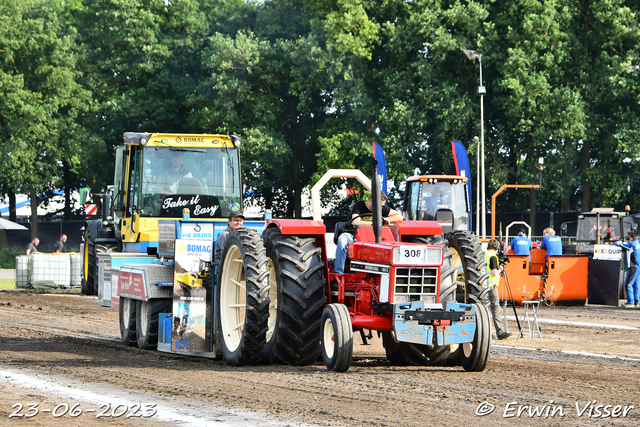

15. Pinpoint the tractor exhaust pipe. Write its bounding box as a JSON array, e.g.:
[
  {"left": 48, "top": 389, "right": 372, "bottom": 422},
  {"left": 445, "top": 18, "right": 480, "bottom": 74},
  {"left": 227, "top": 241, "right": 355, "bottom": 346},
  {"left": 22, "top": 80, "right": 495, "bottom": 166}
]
[{"left": 372, "top": 143, "right": 382, "bottom": 243}]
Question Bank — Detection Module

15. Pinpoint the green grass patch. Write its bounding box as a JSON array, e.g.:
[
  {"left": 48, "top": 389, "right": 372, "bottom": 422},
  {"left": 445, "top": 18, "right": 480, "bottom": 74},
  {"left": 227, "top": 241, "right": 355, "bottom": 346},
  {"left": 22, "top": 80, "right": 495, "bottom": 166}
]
[
  {"left": 0, "top": 247, "right": 25, "bottom": 269},
  {"left": 0, "top": 278, "right": 15, "bottom": 289}
]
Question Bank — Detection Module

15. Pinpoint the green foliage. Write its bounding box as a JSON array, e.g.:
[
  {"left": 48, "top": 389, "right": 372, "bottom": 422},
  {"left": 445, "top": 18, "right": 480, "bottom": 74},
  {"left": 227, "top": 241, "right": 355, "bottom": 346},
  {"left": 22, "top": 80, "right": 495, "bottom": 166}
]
[
  {"left": 0, "top": 247, "right": 24, "bottom": 270},
  {"left": 1, "top": 0, "right": 639, "bottom": 219}
]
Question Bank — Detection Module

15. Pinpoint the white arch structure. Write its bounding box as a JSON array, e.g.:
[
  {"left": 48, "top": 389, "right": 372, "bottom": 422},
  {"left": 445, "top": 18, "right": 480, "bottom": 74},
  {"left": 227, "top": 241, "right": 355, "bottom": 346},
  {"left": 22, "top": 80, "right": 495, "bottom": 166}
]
[{"left": 311, "top": 169, "right": 371, "bottom": 221}]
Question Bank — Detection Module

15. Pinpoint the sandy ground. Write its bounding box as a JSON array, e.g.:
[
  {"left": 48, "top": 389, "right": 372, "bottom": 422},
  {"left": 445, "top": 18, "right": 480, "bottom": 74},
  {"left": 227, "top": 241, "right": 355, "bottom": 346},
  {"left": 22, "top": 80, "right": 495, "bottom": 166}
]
[{"left": 0, "top": 289, "right": 639, "bottom": 426}]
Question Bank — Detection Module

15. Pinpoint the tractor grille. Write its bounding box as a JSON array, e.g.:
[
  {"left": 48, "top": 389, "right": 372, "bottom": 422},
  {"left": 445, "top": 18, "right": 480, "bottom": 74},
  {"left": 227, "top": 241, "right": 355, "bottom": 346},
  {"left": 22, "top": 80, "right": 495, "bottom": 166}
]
[{"left": 394, "top": 267, "right": 438, "bottom": 302}]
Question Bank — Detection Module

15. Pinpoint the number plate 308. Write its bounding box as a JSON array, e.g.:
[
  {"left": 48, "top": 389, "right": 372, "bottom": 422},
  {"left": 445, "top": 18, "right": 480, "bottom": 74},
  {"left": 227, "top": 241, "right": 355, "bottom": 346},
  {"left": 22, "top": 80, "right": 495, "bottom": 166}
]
[{"left": 394, "top": 246, "right": 428, "bottom": 265}]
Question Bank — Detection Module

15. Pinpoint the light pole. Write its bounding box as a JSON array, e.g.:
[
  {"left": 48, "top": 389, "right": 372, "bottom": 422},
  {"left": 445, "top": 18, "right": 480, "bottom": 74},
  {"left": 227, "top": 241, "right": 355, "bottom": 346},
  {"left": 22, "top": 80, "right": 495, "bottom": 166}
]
[
  {"left": 537, "top": 157, "right": 545, "bottom": 189},
  {"left": 474, "top": 136, "right": 480, "bottom": 236},
  {"left": 464, "top": 49, "right": 486, "bottom": 238}
]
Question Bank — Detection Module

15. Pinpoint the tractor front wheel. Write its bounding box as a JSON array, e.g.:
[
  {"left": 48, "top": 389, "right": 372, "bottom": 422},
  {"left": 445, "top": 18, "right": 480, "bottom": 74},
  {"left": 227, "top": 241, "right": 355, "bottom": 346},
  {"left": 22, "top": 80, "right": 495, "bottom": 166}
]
[
  {"left": 321, "top": 304, "right": 353, "bottom": 372},
  {"left": 217, "top": 228, "right": 270, "bottom": 366},
  {"left": 459, "top": 303, "right": 492, "bottom": 372}
]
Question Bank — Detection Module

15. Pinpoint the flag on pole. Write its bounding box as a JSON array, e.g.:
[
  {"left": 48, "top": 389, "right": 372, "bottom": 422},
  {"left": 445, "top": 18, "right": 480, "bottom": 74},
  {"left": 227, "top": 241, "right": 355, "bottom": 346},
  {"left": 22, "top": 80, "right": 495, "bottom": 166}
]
[
  {"left": 451, "top": 140, "right": 473, "bottom": 231},
  {"left": 373, "top": 141, "right": 387, "bottom": 197}
]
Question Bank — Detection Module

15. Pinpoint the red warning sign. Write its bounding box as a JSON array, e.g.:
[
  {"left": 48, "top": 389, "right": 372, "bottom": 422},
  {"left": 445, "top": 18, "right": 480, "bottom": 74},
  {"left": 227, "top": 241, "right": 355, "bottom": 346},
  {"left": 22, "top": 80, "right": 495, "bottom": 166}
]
[{"left": 85, "top": 204, "right": 97, "bottom": 215}]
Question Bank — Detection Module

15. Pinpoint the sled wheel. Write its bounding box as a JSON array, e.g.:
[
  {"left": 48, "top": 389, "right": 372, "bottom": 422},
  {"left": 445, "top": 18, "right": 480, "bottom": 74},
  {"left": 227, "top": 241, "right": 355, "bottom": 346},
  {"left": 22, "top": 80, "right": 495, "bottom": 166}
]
[
  {"left": 119, "top": 297, "right": 137, "bottom": 347},
  {"left": 136, "top": 298, "right": 172, "bottom": 349}
]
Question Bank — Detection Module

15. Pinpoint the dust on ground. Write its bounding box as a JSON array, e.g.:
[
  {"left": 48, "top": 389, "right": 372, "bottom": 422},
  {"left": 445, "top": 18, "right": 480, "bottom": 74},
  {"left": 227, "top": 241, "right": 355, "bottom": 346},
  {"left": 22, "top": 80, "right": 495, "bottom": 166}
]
[{"left": 1, "top": 289, "right": 639, "bottom": 426}]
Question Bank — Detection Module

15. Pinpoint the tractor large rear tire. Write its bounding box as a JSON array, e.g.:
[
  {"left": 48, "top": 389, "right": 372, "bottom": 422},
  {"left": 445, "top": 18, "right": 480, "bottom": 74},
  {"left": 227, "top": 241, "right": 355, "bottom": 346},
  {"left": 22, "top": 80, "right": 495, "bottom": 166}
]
[
  {"left": 447, "top": 231, "right": 489, "bottom": 304},
  {"left": 83, "top": 236, "right": 117, "bottom": 296},
  {"left": 384, "top": 237, "right": 456, "bottom": 366},
  {"left": 136, "top": 298, "right": 172, "bottom": 350},
  {"left": 217, "top": 228, "right": 270, "bottom": 366},
  {"left": 459, "top": 303, "right": 492, "bottom": 371},
  {"left": 81, "top": 228, "right": 94, "bottom": 295},
  {"left": 263, "top": 228, "right": 327, "bottom": 365}
]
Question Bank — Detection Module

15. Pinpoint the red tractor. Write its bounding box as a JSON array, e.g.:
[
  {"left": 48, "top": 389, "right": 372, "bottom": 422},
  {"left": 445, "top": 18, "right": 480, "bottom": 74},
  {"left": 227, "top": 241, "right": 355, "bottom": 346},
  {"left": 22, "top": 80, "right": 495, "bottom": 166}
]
[{"left": 216, "top": 169, "right": 491, "bottom": 372}]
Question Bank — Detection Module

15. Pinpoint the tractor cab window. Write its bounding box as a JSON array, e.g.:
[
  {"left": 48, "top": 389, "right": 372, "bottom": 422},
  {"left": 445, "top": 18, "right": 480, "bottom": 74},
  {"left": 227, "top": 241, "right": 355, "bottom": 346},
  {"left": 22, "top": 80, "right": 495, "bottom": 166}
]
[
  {"left": 577, "top": 216, "right": 618, "bottom": 242},
  {"left": 405, "top": 181, "right": 422, "bottom": 220},
  {"left": 418, "top": 182, "right": 467, "bottom": 220},
  {"left": 133, "top": 146, "right": 241, "bottom": 219}
]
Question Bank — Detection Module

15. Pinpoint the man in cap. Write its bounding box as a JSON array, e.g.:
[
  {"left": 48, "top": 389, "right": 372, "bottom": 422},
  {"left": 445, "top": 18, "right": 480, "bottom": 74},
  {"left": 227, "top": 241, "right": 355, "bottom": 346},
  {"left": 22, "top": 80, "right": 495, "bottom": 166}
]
[
  {"left": 214, "top": 210, "right": 245, "bottom": 264},
  {"left": 511, "top": 229, "right": 532, "bottom": 260}
]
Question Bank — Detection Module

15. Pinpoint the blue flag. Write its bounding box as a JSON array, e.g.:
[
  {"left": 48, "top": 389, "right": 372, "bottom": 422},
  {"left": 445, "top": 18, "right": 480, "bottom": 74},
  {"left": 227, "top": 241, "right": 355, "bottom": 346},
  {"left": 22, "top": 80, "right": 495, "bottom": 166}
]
[
  {"left": 451, "top": 140, "right": 473, "bottom": 231},
  {"left": 373, "top": 142, "right": 387, "bottom": 197}
]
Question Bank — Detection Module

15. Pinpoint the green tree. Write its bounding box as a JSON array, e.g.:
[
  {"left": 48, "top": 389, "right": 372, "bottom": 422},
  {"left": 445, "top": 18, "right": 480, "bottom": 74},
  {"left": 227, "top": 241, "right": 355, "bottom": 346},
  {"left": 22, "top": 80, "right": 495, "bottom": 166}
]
[{"left": 0, "top": 0, "right": 90, "bottom": 235}]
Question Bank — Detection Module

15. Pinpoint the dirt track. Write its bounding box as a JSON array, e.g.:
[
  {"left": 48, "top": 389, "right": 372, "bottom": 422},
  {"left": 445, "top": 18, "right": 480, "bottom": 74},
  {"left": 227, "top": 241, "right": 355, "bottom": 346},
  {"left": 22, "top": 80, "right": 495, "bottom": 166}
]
[{"left": 1, "top": 289, "right": 639, "bottom": 426}]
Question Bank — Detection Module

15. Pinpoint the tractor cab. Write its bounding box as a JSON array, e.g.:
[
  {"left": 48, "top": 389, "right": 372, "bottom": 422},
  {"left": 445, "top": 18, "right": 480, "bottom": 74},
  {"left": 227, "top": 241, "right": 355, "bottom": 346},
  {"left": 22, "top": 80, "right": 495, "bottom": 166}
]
[
  {"left": 403, "top": 175, "right": 470, "bottom": 234},
  {"left": 111, "top": 133, "right": 243, "bottom": 250},
  {"left": 562, "top": 208, "right": 638, "bottom": 254}
]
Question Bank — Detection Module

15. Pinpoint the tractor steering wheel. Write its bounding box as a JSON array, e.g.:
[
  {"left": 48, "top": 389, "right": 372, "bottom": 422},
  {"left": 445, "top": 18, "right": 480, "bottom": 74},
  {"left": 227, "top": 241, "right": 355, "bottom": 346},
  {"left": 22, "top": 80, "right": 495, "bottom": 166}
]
[{"left": 346, "top": 213, "right": 388, "bottom": 230}]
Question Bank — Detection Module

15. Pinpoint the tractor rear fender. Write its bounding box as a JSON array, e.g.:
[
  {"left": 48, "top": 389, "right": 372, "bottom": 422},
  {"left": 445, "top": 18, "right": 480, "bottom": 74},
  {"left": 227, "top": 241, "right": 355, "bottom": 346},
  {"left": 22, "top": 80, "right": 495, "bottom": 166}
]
[
  {"left": 265, "top": 219, "right": 326, "bottom": 235},
  {"left": 83, "top": 219, "right": 118, "bottom": 245},
  {"left": 264, "top": 220, "right": 330, "bottom": 274},
  {"left": 397, "top": 220, "right": 443, "bottom": 238}
]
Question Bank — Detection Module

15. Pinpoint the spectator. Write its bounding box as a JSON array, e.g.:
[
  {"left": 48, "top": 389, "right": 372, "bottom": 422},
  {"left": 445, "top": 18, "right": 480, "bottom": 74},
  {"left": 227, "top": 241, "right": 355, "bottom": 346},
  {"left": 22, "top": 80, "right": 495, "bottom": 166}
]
[
  {"left": 512, "top": 229, "right": 532, "bottom": 260},
  {"left": 616, "top": 232, "right": 640, "bottom": 308},
  {"left": 54, "top": 234, "right": 67, "bottom": 253},
  {"left": 541, "top": 227, "right": 562, "bottom": 260},
  {"left": 26, "top": 237, "right": 39, "bottom": 256},
  {"left": 214, "top": 211, "right": 245, "bottom": 264},
  {"left": 484, "top": 238, "right": 512, "bottom": 340}
]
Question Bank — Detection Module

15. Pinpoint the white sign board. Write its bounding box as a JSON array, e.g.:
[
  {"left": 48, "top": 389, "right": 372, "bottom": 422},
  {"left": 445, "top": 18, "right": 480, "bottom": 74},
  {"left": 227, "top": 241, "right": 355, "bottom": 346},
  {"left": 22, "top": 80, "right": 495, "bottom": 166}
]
[
  {"left": 175, "top": 239, "right": 213, "bottom": 272},
  {"left": 593, "top": 245, "right": 622, "bottom": 261}
]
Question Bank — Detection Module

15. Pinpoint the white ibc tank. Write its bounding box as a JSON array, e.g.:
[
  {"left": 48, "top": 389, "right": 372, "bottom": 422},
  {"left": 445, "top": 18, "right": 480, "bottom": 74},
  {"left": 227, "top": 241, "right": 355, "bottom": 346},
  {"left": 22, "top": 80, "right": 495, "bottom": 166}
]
[
  {"left": 70, "top": 254, "right": 82, "bottom": 288},
  {"left": 29, "top": 254, "right": 71, "bottom": 287},
  {"left": 15, "top": 255, "right": 29, "bottom": 289}
]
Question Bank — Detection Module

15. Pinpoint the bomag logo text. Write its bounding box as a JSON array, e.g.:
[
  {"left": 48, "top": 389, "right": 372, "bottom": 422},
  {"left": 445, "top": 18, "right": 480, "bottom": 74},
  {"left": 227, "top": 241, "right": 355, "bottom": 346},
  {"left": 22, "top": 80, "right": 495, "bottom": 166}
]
[
  {"left": 187, "top": 244, "right": 211, "bottom": 253},
  {"left": 183, "top": 137, "right": 204, "bottom": 143}
]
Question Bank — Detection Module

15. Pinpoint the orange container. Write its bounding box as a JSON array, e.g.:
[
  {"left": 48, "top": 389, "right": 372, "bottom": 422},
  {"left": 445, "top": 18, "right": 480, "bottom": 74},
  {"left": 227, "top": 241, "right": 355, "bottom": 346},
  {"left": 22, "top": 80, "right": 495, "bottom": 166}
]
[
  {"left": 497, "top": 254, "right": 544, "bottom": 304},
  {"left": 497, "top": 250, "right": 588, "bottom": 305},
  {"left": 545, "top": 255, "right": 588, "bottom": 305}
]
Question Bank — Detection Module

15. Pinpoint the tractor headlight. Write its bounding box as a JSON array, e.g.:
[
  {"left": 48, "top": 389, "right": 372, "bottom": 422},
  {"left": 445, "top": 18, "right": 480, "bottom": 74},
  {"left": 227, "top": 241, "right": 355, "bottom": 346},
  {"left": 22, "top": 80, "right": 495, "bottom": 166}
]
[
  {"left": 421, "top": 295, "right": 436, "bottom": 304},
  {"left": 394, "top": 294, "right": 409, "bottom": 303},
  {"left": 231, "top": 135, "right": 242, "bottom": 148}
]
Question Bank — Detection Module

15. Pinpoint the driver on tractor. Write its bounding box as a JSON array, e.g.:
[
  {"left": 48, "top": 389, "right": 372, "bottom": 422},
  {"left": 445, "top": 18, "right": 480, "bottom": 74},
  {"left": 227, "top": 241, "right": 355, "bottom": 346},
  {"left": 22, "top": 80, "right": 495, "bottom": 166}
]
[
  {"left": 158, "top": 151, "right": 192, "bottom": 194},
  {"left": 422, "top": 186, "right": 448, "bottom": 213},
  {"left": 333, "top": 191, "right": 403, "bottom": 280}
]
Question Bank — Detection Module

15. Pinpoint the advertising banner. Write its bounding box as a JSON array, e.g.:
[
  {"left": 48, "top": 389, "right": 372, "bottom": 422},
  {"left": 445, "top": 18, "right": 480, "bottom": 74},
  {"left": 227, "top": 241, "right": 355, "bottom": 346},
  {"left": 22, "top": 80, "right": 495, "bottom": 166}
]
[
  {"left": 593, "top": 244, "right": 622, "bottom": 261},
  {"left": 171, "top": 239, "right": 213, "bottom": 353}
]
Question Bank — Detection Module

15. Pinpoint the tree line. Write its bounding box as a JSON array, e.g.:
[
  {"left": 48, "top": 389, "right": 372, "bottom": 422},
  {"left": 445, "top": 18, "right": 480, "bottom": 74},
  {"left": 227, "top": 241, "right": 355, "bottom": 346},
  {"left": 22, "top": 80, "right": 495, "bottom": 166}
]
[{"left": 1, "top": 0, "right": 639, "bottom": 236}]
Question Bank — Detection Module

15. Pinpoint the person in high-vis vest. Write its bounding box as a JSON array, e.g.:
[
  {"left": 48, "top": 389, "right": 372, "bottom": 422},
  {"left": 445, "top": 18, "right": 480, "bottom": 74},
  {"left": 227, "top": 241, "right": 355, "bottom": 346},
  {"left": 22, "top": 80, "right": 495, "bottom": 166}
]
[{"left": 485, "top": 239, "right": 512, "bottom": 340}]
